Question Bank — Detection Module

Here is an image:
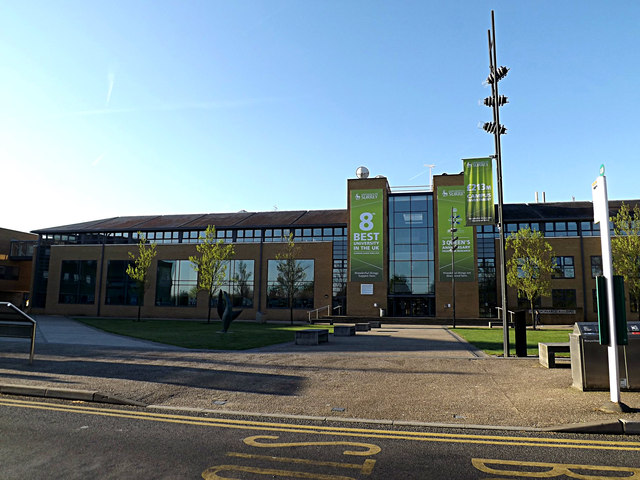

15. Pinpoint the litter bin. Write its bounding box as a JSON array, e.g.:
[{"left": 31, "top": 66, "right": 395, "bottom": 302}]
[
  {"left": 513, "top": 310, "right": 527, "bottom": 357},
  {"left": 570, "top": 322, "right": 640, "bottom": 391}
]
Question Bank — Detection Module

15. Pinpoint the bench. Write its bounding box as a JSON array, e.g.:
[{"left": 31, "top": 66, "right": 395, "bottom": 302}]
[
  {"left": 355, "top": 323, "right": 371, "bottom": 332},
  {"left": 369, "top": 320, "right": 381, "bottom": 329},
  {"left": 333, "top": 325, "right": 356, "bottom": 336},
  {"left": 538, "top": 342, "right": 570, "bottom": 368},
  {"left": 0, "top": 302, "right": 36, "bottom": 364},
  {"left": 295, "top": 329, "right": 329, "bottom": 345}
]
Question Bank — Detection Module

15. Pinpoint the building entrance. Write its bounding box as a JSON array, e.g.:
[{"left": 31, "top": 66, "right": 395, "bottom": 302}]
[{"left": 387, "top": 296, "right": 435, "bottom": 317}]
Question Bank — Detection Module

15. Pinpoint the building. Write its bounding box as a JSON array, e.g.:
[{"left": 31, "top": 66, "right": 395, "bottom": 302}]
[
  {"left": 28, "top": 172, "right": 640, "bottom": 324},
  {"left": 0, "top": 228, "right": 38, "bottom": 308}
]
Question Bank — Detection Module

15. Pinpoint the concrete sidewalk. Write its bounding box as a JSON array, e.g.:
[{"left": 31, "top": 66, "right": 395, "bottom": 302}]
[{"left": 1, "top": 315, "right": 639, "bottom": 433}]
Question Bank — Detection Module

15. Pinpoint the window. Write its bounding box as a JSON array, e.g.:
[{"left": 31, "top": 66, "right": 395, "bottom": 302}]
[
  {"left": 211, "top": 260, "right": 255, "bottom": 308},
  {"left": 591, "top": 256, "right": 603, "bottom": 278},
  {"left": 388, "top": 193, "right": 434, "bottom": 300},
  {"left": 552, "top": 256, "right": 575, "bottom": 279},
  {"left": 545, "top": 222, "right": 578, "bottom": 237},
  {"left": 238, "top": 229, "right": 261, "bottom": 243},
  {"left": 581, "top": 221, "right": 599, "bottom": 237},
  {"left": 147, "top": 231, "right": 180, "bottom": 244},
  {"left": 105, "top": 260, "right": 139, "bottom": 305},
  {"left": 0, "top": 265, "right": 19, "bottom": 280},
  {"left": 58, "top": 260, "right": 97, "bottom": 304},
  {"left": 552, "top": 289, "right": 577, "bottom": 308},
  {"left": 266, "top": 259, "right": 314, "bottom": 309},
  {"left": 183, "top": 231, "right": 202, "bottom": 244},
  {"left": 155, "top": 260, "right": 198, "bottom": 307},
  {"left": 10, "top": 240, "right": 35, "bottom": 258},
  {"left": 515, "top": 258, "right": 538, "bottom": 279}
]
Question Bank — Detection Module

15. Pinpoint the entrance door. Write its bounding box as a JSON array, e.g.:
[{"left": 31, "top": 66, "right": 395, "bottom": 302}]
[{"left": 388, "top": 296, "right": 434, "bottom": 317}]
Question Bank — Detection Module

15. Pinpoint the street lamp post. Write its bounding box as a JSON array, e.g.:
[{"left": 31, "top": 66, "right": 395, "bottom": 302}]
[{"left": 483, "top": 10, "right": 510, "bottom": 357}]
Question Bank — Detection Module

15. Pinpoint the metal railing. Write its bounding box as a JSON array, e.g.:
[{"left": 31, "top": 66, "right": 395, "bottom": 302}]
[
  {"left": 307, "top": 305, "right": 331, "bottom": 323},
  {"left": 0, "top": 302, "right": 37, "bottom": 364},
  {"left": 495, "top": 306, "right": 515, "bottom": 325},
  {"left": 307, "top": 305, "right": 343, "bottom": 323}
]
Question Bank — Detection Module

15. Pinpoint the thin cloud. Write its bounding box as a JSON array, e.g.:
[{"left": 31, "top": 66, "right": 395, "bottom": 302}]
[
  {"left": 92, "top": 153, "right": 105, "bottom": 167},
  {"left": 408, "top": 170, "right": 428, "bottom": 181},
  {"left": 106, "top": 72, "right": 115, "bottom": 107}
]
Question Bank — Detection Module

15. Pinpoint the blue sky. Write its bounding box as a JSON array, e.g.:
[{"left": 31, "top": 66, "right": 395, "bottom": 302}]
[{"left": 2, "top": 1, "right": 639, "bottom": 233}]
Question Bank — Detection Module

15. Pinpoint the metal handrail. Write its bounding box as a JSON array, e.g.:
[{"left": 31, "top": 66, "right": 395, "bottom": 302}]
[
  {"left": 495, "top": 306, "right": 515, "bottom": 324},
  {"left": 307, "top": 305, "right": 331, "bottom": 322},
  {"left": 0, "top": 302, "right": 37, "bottom": 364}
]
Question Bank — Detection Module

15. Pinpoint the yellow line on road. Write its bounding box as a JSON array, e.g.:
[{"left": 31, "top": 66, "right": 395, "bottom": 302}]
[
  {"left": 1, "top": 398, "right": 639, "bottom": 452},
  {"left": 226, "top": 452, "right": 376, "bottom": 474}
]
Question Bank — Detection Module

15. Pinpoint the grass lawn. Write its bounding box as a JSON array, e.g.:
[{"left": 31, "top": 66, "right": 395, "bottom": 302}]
[
  {"left": 451, "top": 327, "right": 571, "bottom": 356},
  {"left": 74, "top": 318, "right": 333, "bottom": 350}
]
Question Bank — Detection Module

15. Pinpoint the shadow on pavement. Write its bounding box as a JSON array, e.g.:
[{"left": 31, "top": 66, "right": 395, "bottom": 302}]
[{"left": 0, "top": 353, "right": 305, "bottom": 396}]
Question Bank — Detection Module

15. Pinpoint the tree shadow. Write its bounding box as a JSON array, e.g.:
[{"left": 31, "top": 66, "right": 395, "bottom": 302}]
[{"left": 0, "top": 350, "right": 305, "bottom": 396}]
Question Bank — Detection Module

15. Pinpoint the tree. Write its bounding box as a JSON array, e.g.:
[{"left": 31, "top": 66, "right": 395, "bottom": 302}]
[
  {"left": 232, "top": 260, "right": 253, "bottom": 307},
  {"left": 275, "top": 234, "right": 309, "bottom": 325},
  {"left": 189, "top": 225, "right": 235, "bottom": 323},
  {"left": 505, "top": 227, "right": 554, "bottom": 329},
  {"left": 126, "top": 232, "right": 157, "bottom": 322},
  {"left": 611, "top": 202, "right": 640, "bottom": 321}
]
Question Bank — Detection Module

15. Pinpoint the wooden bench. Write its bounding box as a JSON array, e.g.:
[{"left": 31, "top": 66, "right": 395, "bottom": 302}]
[
  {"left": 0, "top": 302, "right": 37, "bottom": 364},
  {"left": 333, "top": 325, "right": 356, "bottom": 336},
  {"left": 538, "top": 342, "right": 570, "bottom": 368},
  {"left": 295, "top": 329, "right": 329, "bottom": 345}
]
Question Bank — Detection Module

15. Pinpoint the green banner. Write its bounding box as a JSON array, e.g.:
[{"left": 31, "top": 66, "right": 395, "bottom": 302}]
[
  {"left": 437, "top": 186, "right": 474, "bottom": 282},
  {"left": 350, "top": 189, "right": 384, "bottom": 282},
  {"left": 463, "top": 157, "right": 494, "bottom": 226}
]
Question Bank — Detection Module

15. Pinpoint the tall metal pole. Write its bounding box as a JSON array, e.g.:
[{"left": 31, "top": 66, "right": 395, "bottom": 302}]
[
  {"left": 592, "top": 174, "right": 622, "bottom": 405},
  {"left": 488, "top": 11, "right": 510, "bottom": 357}
]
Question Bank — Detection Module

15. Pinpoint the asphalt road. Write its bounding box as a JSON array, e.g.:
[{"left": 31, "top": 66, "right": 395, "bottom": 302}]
[{"left": 1, "top": 396, "right": 639, "bottom": 479}]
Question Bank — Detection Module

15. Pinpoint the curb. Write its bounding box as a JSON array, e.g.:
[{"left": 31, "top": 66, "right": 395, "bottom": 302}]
[
  {"left": 0, "top": 384, "right": 146, "bottom": 407},
  {"left": 1, "top": 384, "right": 638, "bottom": 435}
]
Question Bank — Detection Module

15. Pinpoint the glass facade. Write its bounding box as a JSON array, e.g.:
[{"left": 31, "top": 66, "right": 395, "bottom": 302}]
[
  {"left": 58, "top": 260, "right": 97, "bottom": 304},
  {"left": 155, "top": 260, "right": 198, "bottom": 307},
  {"left": 266, "top": 259, "right": 314, "bottom": 309},
  {"left": 210, "top": 260, "right": 255, "bottom": 308},
  {"left": 105, "top": 260, "right": 139, "bottom": 305},
  {"left": 477, "top": 224, "right": 497, "bottom": 317},
  {"left": 387, "top": 193, "right": 435, "bottom": 316}
]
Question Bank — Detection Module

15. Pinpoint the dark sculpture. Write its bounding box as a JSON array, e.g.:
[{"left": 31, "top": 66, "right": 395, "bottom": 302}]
[{"left": 218, "top": 290, "right": 242, "bottom": 333}]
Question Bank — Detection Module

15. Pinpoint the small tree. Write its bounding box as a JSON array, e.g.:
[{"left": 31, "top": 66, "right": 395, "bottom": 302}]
[
  {"left": 189, "top": 225, "right": 235, "bottom": 323},
  {"left": 233, "top": 260, "right": 253, "bottom": 307},
  {"left": 611, "top": 202, "right": 640, "bottom": 321},
  {"left": 126, "top": 232, "right": 157, "bottom": 322},
  {"left": 276, "top": 234, "right": 308, "bottom": 325},
  {"left": 505, "top": 227, "right": 554, "bottom": 329}
]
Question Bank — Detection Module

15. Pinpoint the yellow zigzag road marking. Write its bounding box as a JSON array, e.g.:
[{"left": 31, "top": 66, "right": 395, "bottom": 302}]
[{"left": 1, "top": 398, "right": 639, "bottom": 452}]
